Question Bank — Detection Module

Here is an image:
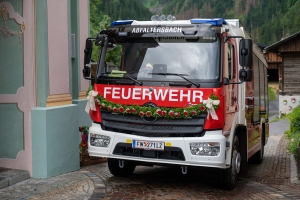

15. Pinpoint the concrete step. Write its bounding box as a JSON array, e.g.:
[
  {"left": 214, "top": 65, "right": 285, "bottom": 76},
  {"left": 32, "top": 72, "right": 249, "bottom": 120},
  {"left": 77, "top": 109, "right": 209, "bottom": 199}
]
[{"left": 0, "top": 168, "right": 30, "bottom": 189}]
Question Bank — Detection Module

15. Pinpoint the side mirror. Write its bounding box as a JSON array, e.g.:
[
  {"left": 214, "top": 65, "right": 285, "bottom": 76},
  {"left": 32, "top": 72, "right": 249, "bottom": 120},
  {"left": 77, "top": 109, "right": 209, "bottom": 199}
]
[
  {"left": 83, "top": 38, "right": 93, "bottom": 79},
  {"left": 239, "top": 69, "right": 252, "bottom": 82},
  {"left": 82, "top": 66, "right": 90, "bottom": 77},
  {"left": 239, "top": 39, "right": 252, "bottom": 67},
  {"left": 84, "top": 39, "right": 92, "bottom": 65}
]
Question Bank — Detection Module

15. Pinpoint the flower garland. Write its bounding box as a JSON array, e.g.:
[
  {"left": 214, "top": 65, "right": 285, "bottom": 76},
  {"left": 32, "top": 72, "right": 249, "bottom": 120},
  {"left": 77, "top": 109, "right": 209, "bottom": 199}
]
[{"left": 86, "top": 87, "right": 220, "bottom": 120}]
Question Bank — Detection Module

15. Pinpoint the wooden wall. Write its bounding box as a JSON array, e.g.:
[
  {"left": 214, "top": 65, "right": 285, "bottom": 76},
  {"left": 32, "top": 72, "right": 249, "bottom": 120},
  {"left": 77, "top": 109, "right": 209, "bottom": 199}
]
[
  {"left": 282, "top": 55, "right": 300, "bottom": 95},
  {"left": 265, "top": 52, "right": 282, "bottom": 63},
  {"left": 278, "top": 37, "right": 300, "bottom": 53},
  {"left": 265, "top": 33, "right": 300, "bottom": 95}
]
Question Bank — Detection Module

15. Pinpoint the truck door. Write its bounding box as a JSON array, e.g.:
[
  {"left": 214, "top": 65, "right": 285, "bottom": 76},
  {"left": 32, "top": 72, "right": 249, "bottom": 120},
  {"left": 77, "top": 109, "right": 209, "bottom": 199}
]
[{"left": 223, "top": 42, "right": 239, "bottom": 135}]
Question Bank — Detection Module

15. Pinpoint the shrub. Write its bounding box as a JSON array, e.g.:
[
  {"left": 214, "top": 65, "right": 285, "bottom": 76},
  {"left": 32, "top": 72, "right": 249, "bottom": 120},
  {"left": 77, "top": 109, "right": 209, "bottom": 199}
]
[
  {"left": 290, "top": 105, "right": 300, "bottom": 133},
  {"left": 285, "top": 130, "right": 300, "bottom": 160},
  {"left": 285, "top": 105, "right": 300, "bottom": 160}
]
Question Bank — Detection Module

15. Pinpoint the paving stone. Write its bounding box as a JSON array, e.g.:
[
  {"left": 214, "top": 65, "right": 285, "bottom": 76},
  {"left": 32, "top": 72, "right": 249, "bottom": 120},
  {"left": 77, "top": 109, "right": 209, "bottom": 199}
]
[
  {"left": 1, "top": 119, "right": 300, "bottom": 199},
  {"left": 0, "top": 177, "right": 8, "bottom": 189}
]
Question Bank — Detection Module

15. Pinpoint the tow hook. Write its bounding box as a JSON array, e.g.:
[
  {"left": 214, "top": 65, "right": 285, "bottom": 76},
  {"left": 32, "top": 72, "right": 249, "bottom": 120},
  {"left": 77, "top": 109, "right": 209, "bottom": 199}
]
[
  {"left": 119, "top": 160, "right": 125, "bottom": 168},
  {"left": 181, "top": 166, "right": 187, "bottom": 174}
]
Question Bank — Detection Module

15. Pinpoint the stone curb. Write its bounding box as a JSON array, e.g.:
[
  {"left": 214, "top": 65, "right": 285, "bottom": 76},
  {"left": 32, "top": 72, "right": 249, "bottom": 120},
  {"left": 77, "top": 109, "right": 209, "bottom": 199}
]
[
  {"left": 81, "top": 171, "right": 106, "bottom": 199},
  {"left": 290, "top": 154, "right": 300, "bottom": 184},
  {"left": 0, "top": 169, "right": 30, "bottom": 189},
  {"left": 0, "top": 177, "right": 8, "bottom": 189}
]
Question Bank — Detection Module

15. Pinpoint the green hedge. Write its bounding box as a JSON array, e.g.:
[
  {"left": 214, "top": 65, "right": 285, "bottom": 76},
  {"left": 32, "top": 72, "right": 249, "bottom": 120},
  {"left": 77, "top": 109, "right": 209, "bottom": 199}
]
[{"left": 285, "top": 105, "right": 300, "bottom": 160}]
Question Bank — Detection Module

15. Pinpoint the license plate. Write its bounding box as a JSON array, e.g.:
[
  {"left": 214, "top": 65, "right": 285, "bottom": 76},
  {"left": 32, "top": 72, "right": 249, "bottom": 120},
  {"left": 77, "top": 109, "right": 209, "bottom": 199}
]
[{"left": 132, "top": 140, "right": 165, "bottom": 151}]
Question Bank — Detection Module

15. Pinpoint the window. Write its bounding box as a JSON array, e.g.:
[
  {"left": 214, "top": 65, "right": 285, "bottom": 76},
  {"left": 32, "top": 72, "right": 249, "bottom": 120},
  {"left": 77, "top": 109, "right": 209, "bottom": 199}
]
[
  {"left": 226, "top": 43, "right": 234, "bottom": 80},
  {"left": 253, "top": 54, "right": 260, "bottom": 122}
]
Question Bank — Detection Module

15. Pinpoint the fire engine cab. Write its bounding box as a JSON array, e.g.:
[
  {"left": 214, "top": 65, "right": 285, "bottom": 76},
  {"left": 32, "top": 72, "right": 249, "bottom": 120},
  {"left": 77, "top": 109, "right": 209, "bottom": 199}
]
[{"left": 83, "top": 17, "right": 268, "bottom": 189}]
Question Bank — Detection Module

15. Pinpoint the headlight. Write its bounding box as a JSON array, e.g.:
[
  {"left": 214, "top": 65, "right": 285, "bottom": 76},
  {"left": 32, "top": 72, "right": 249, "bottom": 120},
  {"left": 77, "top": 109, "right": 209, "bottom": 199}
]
[
  {"left": 90, "top": 133, "right": 110, "bottom": 147},
  {"left": 190, "top": 142, "right": 220, "bottom": 156}
]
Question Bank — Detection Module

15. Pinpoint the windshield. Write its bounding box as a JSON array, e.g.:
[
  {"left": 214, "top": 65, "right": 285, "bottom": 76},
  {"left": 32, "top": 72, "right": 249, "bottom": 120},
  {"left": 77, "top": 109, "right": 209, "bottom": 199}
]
[
  {"left": 121, "top": 37, "right": 220, "bottom": 82},
  {"left": 101, "top": 36, "right": 221, "bottom": 83}
]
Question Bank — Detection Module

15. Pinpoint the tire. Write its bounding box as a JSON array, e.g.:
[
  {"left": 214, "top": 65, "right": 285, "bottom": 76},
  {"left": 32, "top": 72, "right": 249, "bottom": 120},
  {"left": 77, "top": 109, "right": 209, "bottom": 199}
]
[
  {"left": 221, "top": 135, "right": 241, "bottom": 190},
  {"left": 107, "top": 158, "right": 136, "bottom": 177}
]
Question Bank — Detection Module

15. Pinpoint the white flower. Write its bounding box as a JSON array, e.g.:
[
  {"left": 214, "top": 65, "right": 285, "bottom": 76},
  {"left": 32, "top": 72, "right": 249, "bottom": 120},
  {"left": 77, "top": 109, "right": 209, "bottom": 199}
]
[{"left": 213, "top": 100, "right": 220, "bottom": 106}]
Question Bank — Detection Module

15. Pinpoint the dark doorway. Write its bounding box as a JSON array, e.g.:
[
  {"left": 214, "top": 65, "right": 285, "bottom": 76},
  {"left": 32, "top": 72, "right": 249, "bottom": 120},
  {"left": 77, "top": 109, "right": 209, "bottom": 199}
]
[{"left": 267, "top": 69, "right": 278, "bottom": 82}]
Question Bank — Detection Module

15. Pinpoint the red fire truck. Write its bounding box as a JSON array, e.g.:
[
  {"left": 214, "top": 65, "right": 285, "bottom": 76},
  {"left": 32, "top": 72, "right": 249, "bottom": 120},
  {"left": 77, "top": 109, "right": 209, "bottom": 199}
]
[{"left": 83, "top": 17, "right": 268, "bottom": 189}]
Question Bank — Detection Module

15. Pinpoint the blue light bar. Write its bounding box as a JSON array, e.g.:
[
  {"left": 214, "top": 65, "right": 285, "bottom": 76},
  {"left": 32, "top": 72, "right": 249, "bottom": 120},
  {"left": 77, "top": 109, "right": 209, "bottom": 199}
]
[
  {"left": 190, "top": 18, "right": 227, "bottom": 26},
  {"left": 110, "top": 20, "right": 134, "bottom": 26}
]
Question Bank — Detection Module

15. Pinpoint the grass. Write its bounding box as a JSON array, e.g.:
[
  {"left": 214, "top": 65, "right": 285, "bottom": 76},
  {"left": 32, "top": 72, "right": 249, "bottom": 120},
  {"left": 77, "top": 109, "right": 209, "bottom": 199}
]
[
  {"left": 270, "top": 113, "right": 291, "bottom": 123},
  {"left": 268, "top": 86, "right": 276, "bottom": 101},
  {"left": 285, "top": 130, "right": 300, "bottom": 159}
]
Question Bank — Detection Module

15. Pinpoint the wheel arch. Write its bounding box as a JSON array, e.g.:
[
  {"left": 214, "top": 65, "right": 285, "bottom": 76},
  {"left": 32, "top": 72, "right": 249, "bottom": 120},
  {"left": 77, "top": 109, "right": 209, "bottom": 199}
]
[
  {"left": 261, "top": 122, "right": 266, "bottom": 146},
  {"left": 235, "top": 125, "right": 247, "bottom": 162},
  {"left": 235, "top": 125, "right": 248, "bottom": 174}
]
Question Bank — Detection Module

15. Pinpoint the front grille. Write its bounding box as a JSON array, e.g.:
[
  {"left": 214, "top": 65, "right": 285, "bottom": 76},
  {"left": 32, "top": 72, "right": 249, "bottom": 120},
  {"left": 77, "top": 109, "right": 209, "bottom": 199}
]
[
  {"left": 113, "top": 143, "right": 185, "bottom": 161},
  {"left": 101, "top": 110, "right": 207, "bottom": 137}
]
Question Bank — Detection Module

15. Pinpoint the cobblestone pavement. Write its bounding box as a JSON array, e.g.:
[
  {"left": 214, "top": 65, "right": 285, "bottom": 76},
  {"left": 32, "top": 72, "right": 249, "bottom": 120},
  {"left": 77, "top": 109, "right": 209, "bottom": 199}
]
[
  {"left": 0, "top": 119, "right": 299, "bottom": 199},
  {"left": 0, "top": 171, "right": 94, "bottom": 200}
]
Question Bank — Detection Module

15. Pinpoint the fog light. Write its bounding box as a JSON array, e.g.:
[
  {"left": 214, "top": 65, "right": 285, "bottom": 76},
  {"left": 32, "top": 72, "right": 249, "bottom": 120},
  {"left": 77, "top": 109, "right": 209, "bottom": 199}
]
[
  {"left": 190, "top": 142, "right": 220, "bottom": 156},
  {"left": 90, "top": 133, "right": 110, "bottom": 147}
]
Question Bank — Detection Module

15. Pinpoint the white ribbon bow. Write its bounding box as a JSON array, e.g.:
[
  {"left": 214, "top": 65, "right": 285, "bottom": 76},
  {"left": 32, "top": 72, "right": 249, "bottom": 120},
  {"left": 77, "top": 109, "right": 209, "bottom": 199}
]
[
  {"left": 203, "top": 98, "right": 220, "bottom": 120},
  {"left": 85, "top": 90, "right": 99, "bottom": 113}
]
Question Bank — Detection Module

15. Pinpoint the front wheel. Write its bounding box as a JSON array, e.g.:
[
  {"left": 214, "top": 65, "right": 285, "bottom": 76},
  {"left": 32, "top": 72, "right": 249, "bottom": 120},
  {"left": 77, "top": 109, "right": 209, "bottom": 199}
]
[
  {"left": 220, "top": 135, "right": 241, "bottom": 190},
  {"left": 107, "top": 158, "right": 136, "bottom": 177}
]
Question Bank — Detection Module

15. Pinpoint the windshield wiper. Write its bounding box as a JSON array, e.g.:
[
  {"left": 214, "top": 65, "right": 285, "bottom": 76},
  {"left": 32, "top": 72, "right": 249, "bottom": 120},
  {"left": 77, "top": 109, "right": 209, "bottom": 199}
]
[
  {"left": 150, "top": 73, "right": 200, "bottom": 88},
  {"left": 100, "top": 72, "right": 143, "bottom": 86},
  {"left": 124, "top": 74, "right": 143, "bottom": 86}
]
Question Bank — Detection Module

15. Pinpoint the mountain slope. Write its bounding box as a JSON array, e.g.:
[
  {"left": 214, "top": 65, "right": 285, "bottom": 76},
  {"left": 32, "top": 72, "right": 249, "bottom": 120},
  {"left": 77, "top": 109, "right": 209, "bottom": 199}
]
[{"left": 142, "top": 0, "right": 300, "bottom": 45}]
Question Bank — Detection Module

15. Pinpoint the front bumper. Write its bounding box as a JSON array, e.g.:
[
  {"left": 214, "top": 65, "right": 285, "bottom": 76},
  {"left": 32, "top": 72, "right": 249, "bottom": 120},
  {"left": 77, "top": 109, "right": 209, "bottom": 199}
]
[{"left": 88, "top": 123, "right": 227, "bottom": 169}]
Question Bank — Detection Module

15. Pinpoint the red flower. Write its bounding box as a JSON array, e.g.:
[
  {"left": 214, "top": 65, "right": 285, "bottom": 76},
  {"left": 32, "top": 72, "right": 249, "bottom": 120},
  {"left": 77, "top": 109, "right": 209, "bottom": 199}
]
[
  {"left": 175, "top": 112, "right": 180, "bottom": 118},
  {"left": 146, "top": 111, "right": 151, "bottom": 117},
  {"left": 169, "top": 110, "right": 174, "bottom": 117},
  {"left": 131, "top": 108, "right": 136, "bottom": 113},
  {"left": 101, "top": 103, "right": 105, "bottom": 108},
  {"left": 183, "top": 110, "right": 189, "bottom": 116},
  {"left": 139, "top": 111, "right": 144, "bottom": 117},
  {"left": 161, "top": 110, "right": 166, "bottom": 116},
  {"left": 156, "top": 109, "right": 162, "bottom": 115},
  {"left": 113, "top": 107, "right": 118, "bottom": 112},
  {"left": 125, "top": 108, "right": 131, "bottom": 113},
  {"left": 199, "top": 106, "right": 205, "bottom": 111},
  {"left": 191, "top": 111, "right": 197, "bottom": 116},
  {"left": 107, "top": 106, "right": 112, "bottom": 111},
  {"left": 119, "top": 107, "right": 124, "bottom": 113}
]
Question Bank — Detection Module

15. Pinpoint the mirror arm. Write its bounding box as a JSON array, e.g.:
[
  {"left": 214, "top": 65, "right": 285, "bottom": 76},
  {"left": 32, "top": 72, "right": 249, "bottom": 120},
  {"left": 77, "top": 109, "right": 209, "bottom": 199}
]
[
  {"left": 223, "top": 77, "right": 243, "bottom": 85},
  {"left": 229, "top": 81, "right": 243, "bottom": 84},
  {"left": 84, "top": 77, "right": 94, "bottom": 80},
  {"left": 224, "top": 36, "right": 244, "bottom": 43}
]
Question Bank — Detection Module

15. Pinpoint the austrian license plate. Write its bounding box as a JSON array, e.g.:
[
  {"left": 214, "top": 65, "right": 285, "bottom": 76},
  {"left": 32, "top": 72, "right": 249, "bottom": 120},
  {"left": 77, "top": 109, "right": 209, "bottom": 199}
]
[{"left": 132, "top": 140, "right": 165, "bottom": 151}]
